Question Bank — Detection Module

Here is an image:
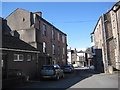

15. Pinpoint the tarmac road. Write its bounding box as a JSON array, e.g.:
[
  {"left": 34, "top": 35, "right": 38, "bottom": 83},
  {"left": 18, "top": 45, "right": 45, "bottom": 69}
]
[{"left": 10, "top": 67, "right": 119, "bottom": 89}]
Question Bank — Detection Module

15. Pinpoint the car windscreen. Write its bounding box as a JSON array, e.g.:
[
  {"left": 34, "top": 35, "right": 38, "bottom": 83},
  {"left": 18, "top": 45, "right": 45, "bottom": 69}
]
[{"left": 41, "top": 66, "right": 54, "bottom": 70}]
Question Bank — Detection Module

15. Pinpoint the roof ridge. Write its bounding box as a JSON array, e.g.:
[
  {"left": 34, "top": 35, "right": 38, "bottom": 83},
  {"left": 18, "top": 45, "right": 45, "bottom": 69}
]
[{"left": 5, "top": 8, "right": 30, "bottom": 19}]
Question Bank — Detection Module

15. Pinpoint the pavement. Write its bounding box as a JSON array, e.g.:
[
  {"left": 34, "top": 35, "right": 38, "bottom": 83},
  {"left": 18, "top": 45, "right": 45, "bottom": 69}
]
[{"left": 70, "top": 71, "right": 119, "bottom": 88}]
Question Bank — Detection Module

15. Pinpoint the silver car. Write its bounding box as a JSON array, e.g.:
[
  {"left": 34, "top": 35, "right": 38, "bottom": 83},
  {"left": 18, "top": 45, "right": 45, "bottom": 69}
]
[
  {"left": 63, "top": 65, "right": 74, "bottom": 73},
  {"left": 40, "top": 65, "right": 64, "bottom": 80}
]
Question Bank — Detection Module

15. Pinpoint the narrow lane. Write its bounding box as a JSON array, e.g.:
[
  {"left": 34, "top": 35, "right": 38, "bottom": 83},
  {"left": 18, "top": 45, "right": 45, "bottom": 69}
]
[
  {"left": 12, "top": 68, "right": 118, "bottom": 89},
  {"left": 14, "top": 68, "right": 95, "bottom": 89}
]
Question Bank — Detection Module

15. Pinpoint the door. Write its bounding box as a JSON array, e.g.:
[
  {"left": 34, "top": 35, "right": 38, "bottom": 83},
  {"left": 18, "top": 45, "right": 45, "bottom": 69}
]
[{"left": 2, "top": 54, "right": 8, "bottom": 79}]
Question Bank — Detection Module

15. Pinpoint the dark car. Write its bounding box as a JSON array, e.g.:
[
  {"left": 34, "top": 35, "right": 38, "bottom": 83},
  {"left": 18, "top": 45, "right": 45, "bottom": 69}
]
[
  {"left": 40, "top": 65, "right": 64, "bottom": 80},
  {"left": 62, "top": 65, "right": 74, "bottom": 73}
]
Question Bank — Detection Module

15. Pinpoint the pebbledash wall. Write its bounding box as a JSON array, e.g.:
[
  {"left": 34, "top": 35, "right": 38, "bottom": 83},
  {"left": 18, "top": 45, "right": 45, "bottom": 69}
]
[{"left": 6, "top": 8, "right": 67, "bottom": 67}]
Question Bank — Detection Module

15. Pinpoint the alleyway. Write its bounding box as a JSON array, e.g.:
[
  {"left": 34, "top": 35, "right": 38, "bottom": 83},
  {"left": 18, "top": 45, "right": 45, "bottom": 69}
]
[
  {"left": 9, "top": 67, "right": 119, "bottom": 89},
  {"left": 12, "top": 68, "right": 96, "bottom": 89}
]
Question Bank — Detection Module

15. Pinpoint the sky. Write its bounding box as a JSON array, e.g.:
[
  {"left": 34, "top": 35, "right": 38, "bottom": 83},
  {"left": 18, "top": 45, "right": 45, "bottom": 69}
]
[{"left": 2, "top": 2, "right": 116, "bottom": 50}]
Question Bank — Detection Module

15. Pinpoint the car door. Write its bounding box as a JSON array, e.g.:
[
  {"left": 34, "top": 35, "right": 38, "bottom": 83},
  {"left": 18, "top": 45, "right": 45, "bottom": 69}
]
[{"left": 55, "top": 66, "right": 61, "bottom": 76}]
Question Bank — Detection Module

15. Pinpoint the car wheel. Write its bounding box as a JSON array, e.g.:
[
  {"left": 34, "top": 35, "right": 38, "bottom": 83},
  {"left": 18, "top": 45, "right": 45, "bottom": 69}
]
[
  {"left": 56, "top": 75, "right": 60, "bottom": 80},
  {"left": 62, "top": 73, "right": 64, "bottom": 78}
]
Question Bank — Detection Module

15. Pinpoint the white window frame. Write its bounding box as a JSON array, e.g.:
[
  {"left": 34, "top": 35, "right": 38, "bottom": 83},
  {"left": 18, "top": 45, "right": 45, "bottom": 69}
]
[
  {"left": 52, "top": 44, "right": 55, "bottom": 55},
  {"left": 1, "top": 60, "right": 3, "bottom": 68},
  {"left": 27, "top": 54, "right": 31, "bottom": 61},
  {"left": 43, "top": 42, "right": 46, "bottom": 53},
  {"left": 14, "top": 54, "right": 24, "bottom": 61},
  {"left": 58, "top": 33, "right": 60, "bottom": 41},
  {"left": 62, "top": 35, "right": 65, "bottom": 43}
]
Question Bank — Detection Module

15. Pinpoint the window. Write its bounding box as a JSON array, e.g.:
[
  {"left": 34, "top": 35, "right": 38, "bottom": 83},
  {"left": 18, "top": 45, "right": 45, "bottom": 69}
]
[
  {"left": 58, "top": 33, "right": 60, "bottom": 41},
  {"left": 91, "top": 35, "right": 93, "bottom": 42},
  {"left": 62, "top": 35, "right": 65, "bottom": 43},
  {"left": 23, "top": 18, "right": 25, "bottom": 22},
  {"left": 42, "top": 24, "right": 46, "bottom": 35},
  {"left": 14, "top": 54, "right": 24, "bottom": 61},
  {"left": 52, "top": 30, "right": 55, "bottom": 40},
  {"left": 52, "top": 44, "right": 55, "bottom": 55},
  {"left": 43, "top": 42, "right": 46, "bottom": 53},
  {"left": 27, "top": 55, "right": 31, "bottom": 61},
  {"left": 32, "top": 55, "right": 35, "bottom": 61},
  {"left": 91, "top": 46, "right": 94, "bottom": 53},
  {"left": 1, "top": 60, "right": 3, "bottom": 68},
  {"left": 60, "top": 34, "right": 62, "bottom": 41}
]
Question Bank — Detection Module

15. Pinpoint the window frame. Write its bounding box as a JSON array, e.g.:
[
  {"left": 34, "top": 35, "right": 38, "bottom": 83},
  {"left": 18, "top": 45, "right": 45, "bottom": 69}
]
[
  {"left": 43, "top": 42, "right": 46, "bottom": 53},
  {"left": 62, "top": 35, "right": 65, "bottom": 43},
  {"left": 27, "top": 54, "right": 31, "bottom": 61},
  {"left": 52, "top": 44, "right": 55, "bottom": 55},
  {"left": 58, "top": 32, "right": 60, "bottom": 41},
  {"left": 52, "top": 30, "right": 55, "bottom": 40},
  {"left": 42, "top": 24, "right": 47, "bottom": 36},
  {"left": 14, "top": 54, "right": 24, "bottom": 61}
]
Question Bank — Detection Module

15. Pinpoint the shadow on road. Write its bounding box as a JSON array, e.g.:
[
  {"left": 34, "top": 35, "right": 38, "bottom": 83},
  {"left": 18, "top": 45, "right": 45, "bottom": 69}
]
[{"left": 5, "top": 68, "right": 100, "bottom": 89}]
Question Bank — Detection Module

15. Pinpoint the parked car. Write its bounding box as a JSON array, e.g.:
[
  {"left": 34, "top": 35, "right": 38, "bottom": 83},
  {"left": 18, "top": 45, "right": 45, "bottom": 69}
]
[
  {"left": 62, "top": 65, "right": 74, "bottom": 73},
  {"left": 73, "top": 64, "right": 79, "bottom": 68},
  {"left": 40, "top": 65, "right": 64, "bottom": 80}
]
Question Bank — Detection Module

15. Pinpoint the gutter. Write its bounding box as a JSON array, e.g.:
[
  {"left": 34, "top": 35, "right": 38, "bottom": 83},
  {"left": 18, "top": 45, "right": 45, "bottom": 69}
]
[{"left": 0, "top": 48, "right": 40, "bottom": 53}]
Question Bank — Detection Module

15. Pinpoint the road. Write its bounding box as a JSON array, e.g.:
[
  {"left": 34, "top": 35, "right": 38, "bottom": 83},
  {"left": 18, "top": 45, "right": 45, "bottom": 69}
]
[{"left": 13, "top": 67, "right": 119, "bottom": 89}]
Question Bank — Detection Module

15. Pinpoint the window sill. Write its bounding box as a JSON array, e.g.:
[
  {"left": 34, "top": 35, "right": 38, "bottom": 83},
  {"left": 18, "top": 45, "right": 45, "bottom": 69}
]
[{"left": 13, "top": 60, "right": 23, "bottom": 62}]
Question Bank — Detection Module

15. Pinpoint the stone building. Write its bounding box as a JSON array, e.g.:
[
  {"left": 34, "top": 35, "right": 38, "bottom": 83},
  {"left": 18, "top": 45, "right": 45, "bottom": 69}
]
[
  {"left": 85, "top": 48, "right": 93, "bottom": 67},
  {"left": 1, "top": 17, "right": 40, "bottom": 80},
  {"left": 67, "top": 49, "right": 72, "bottom": 64},
  {"left": 5, "top": 8, "right": 67, "bottom": 67},
  {"left": 91, "top": 1, "right": 120, "bottom": 73},
  {"left": 71, "top": 49, "right": 77, "bottom": 65},
  {"left": 91, "top": 16, "right": 105, "bottom": 73},
  {"left": 67, "top": 48, "right": 86, "bottom": 67}
]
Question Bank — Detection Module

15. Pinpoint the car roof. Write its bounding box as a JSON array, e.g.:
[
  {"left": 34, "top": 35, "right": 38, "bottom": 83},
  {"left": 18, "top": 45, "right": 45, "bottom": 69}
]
[{"left": 42, "top": 65, "right": 60, "bottom": 67}]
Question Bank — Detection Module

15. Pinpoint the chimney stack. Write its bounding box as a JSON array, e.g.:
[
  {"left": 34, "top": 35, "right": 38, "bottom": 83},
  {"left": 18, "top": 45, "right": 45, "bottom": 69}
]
[{"left": 34, "top": 11, "right": 42, "bottom": 17}]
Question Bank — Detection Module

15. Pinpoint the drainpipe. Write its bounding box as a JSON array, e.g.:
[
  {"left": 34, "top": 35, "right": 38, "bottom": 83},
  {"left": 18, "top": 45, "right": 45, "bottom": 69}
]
[
  {"left": 102, "top": 14, "right": 109, "bottom": 73},
  {"left": 114, "top": 9, "right": 120, "bottom": 70},
  {"left": 36, "top": 53, "right": 39, "bottom": 78}
]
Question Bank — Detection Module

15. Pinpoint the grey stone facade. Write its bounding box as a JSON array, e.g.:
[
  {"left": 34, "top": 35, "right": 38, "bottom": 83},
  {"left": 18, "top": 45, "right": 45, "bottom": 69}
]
[{"left": 91, "top": 1, "right": 120, "bottom": 73}]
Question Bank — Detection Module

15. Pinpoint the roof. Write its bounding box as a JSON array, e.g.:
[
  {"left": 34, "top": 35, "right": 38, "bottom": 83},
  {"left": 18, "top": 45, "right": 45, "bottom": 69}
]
[
  {"left": 78, "top": 50, "right": 85, "bottom": 53},
  {"left": 111, "top": 1, "right": 120, "bottom": 12},
  {"left": 91, "top": 1, "right": 120, "bottom": 34},
  {"left": 2, "top": 35, "right": 39, "bottom": 52},
  {"left": 5, "top": 8, "right": 30, "bottom": 19},
  {"left": 5, "top": 8, "right": 67, "bottom": 36},
  {"left": 91, "top": 16, "right": 102, "bottom": 34},
  {"left": 85, "top": 48, "right": 90, "bottom": 54}
]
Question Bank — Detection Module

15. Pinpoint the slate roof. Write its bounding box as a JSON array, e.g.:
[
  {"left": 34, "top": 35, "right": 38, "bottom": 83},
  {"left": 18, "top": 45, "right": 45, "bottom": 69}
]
[
  {"left": 2, "top": 35, "right": 39, "bottom": 52},
  {"left": 85, "top": 48, "right": 90, "bottom": 54}
]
